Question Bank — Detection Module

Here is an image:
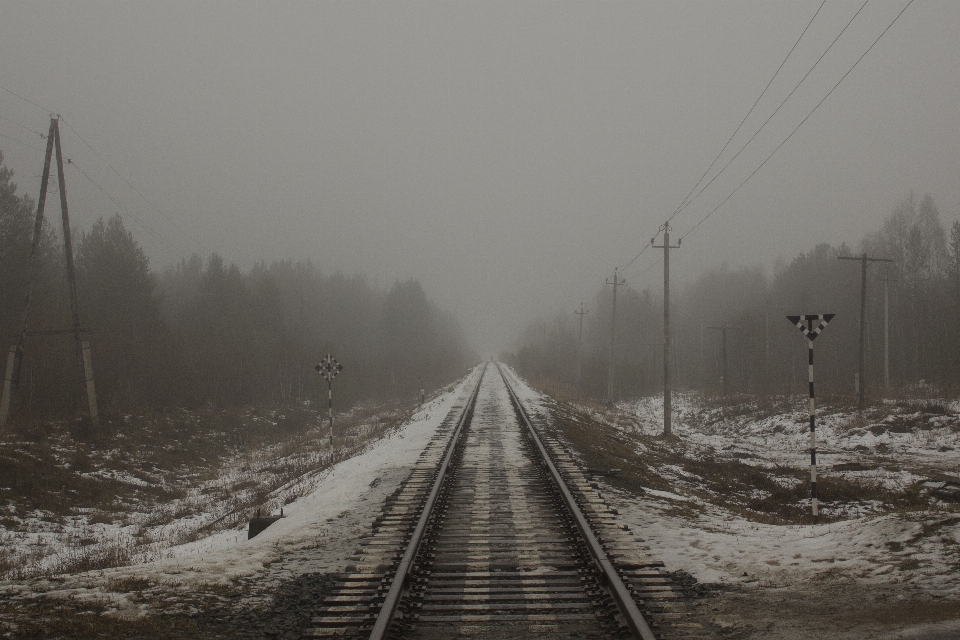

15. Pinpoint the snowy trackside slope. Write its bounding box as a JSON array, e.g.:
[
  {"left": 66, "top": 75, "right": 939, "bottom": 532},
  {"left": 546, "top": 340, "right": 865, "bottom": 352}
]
[{"left": 0, "top": 365, "right": 483, "bottom": 606}]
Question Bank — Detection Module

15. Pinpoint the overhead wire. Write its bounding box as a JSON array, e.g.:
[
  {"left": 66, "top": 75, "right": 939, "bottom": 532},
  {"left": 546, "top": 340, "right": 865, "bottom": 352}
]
[
  {"left": 59, "top": 117, "right": 208, "bottom": 255},
  {"left": 0, "top": 113, "right": 47, "bottom": 139},
  {"left": 668, "top": 0, "right": 827, "bottom": 222},
  {"left": 678, "top": 0, "right": 917, "bottom": 243},
  {"left": 0, "top": 82, "right": 208, "bottom": 258},
  {"left": 68, "top": 158, "right": 188, "bottom": 262},
  {"left": 0, "top": 83, "right": 51, "bottom": 114},
  {"left": 608, "top": 1, "right": 831, "bottom": 299},
  {"left": 670, "top": 0, "right": 870, "bottom": 227},
  {"left": 0, "top": 131, "right": 45, "bottom": 153}
]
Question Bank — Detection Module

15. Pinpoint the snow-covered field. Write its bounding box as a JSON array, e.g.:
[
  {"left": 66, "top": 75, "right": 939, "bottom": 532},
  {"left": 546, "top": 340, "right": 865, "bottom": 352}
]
[{"left": 511, "top": 378, "right": 960, "bottom": 639}]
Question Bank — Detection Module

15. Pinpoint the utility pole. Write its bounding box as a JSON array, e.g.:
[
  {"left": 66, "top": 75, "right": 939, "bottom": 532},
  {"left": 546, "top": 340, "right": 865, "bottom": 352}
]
[
  {"left": 838, "top": 253, "right": 893, "bottom": 409},
  {"left": 708, "top": 326, "right": 740, "bottom": 395},
  {"left": 1, "top": 117, "right": 99, "bottom": 428},
  {"left": 653, "top": 225, "right": 680, "bottom": 435},
  {"left": 605, "top": 268, "right": 625, "bottom": 404},
  {"left": 574, "top": 302, "right": 588, "bottom": 396},
  {"left": 876, "top": 271, "right": 897, "bottom": 392},
  {"left": 764, "top": 305, "right": 789, "bottom": 394}
]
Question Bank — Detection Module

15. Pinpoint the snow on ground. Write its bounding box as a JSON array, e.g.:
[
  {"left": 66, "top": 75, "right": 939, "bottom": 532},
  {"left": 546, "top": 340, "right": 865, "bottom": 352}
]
[
  {"left": 627, "top": 393, "right": 960, "bottom": 490},
  {"left": 505, "top": 369, "right": 960, "bottom": 637},
  {"left": 0, "top": 366, "right": 482, "bottom": 617}
]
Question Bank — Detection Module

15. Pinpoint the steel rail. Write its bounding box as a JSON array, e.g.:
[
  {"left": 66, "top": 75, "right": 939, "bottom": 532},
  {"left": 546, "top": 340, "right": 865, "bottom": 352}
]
[
  {"left": 496, "top": 363, "right": 657, "bottom": 640},
  {"left": 368, "top": 363, "right": 486, "bottom": 640}
]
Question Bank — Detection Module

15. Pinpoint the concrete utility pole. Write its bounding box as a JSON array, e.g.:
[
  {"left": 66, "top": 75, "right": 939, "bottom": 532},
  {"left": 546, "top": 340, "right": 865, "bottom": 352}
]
[
  {"left": 1, "top": 117, "right": 99, "bottom": 428},
  {"left": 653, "top": 225, "right": 680, "bottom": 435},
  {"left": 877, "top": 271, "right": 897, "bottom": 391},
  {"left": 764, "top": 305, "right": 789, "bottom": 394},
  {"left": 838, "top": 253, "right": 893, "bottom": 409},
  {"left": 708, "top": 326, "right": 740, "bottom": 395},
  {"left": 574, "top": 302, "right": 588, "bottom": 396},
  {"left": 605, "top": 268, "right": 625, "bottom": 404}
]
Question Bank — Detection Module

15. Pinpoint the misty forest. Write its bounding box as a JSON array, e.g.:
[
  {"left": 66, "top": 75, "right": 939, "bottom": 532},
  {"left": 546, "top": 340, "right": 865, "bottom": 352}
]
[
  {"left": 507, "top": 192, "right": 960, "bottom": 401},
  {"left": 0, "top": 151, "right": 475, "bottom": 424}
]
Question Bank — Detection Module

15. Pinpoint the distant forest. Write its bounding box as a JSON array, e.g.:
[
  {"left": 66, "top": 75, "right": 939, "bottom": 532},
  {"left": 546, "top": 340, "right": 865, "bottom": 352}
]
[
  {"left": 506, "top": 193, "right": 960, "bottom": 401},
  {"left": 0, "top": 152, "right": 476, "bottom": 421}
]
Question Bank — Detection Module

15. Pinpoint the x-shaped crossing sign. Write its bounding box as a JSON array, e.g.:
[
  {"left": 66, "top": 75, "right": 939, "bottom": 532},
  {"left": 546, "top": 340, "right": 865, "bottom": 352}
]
[{"left": 315, "top": 355, "right": 343, "bottom": 381}]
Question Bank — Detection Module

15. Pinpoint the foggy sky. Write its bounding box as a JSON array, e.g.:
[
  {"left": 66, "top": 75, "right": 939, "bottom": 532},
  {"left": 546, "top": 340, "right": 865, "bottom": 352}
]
[{"left": 1, "top": 1, "right": 958, "bottom": 355}]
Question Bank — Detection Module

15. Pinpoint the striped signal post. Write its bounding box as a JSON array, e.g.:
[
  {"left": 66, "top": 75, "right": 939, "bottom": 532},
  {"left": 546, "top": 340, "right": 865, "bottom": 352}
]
[
  {"left": 787, "top": 314, "right": 834, "bottom": 524},
  {"left": 315, "top": 355, "right": 343, "bottom": 451}
]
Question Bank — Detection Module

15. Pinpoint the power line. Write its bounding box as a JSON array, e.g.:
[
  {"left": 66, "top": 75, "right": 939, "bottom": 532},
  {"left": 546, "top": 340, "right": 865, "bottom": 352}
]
[
  {"left": 679, "top": 0, "right": 915, "bottom": 244},
  {"left": 625, "top": 256, "right": 662, "bottom": 283},
  {"left": 618, "top": 242, "right": 651, "bottom": 272},
  {"left": 0, "top": 83, "right": 51, "bottom": 114},
  {"left": 668, "top": 0, "right": 828, "bottom": 223},
  {"left": 68, "top": 158, "right": 187, "bottom": 261},
  {"left": 0, "top": 131, "right": 45, "bottom": 153},
  {"left": 59, "top": 117, "right": 208, "bottom": 255},
  {"left": 671, "top": 0, "right": 869, "bottom": 227},
  {"left": 0, "top": 113, "right": 47, "bottom": 139}
]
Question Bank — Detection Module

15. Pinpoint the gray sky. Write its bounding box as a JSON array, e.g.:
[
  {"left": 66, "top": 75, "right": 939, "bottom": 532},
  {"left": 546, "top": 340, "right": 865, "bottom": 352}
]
[{"left": 1, "top": 1, "right": 958, "bottom": 355}]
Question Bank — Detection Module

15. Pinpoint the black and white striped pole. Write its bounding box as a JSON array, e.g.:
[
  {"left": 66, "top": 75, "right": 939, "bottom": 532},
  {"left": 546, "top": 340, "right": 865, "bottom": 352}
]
[
  {"left": 787, "top": 314, "right": 834, "bottom": 524},
  {"left": 316, "top": 355, "right": 343, "bottom": 451}
]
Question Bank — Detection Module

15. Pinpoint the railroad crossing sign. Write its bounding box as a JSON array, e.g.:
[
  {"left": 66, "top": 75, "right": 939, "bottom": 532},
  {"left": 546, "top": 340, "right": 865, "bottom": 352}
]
[
  {"left": 787, "top": 314, "right": 835, "bottom": 341},
  {"left": 315, "top": 355, "right": 343, "bottom": 381},
  {"left": 786, "top": 314, "right": 834, "bottom": 525},
  {"left": 316, "top": 354, "right": 343, "bottom": 451}
]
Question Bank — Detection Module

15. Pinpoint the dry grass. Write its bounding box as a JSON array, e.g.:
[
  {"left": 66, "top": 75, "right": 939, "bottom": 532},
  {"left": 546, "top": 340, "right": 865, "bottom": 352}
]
[
  {"left": 542, "top": 399, "right": 930, "bottom": 525},
  {"left": 0, "top": 399, "right": 416, "bottom": 580}
]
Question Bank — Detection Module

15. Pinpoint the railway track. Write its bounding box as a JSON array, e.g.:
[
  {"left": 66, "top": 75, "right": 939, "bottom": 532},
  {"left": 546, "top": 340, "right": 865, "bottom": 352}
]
[{"left": 303, "top": 363, "right": 713, "bottom": 639}]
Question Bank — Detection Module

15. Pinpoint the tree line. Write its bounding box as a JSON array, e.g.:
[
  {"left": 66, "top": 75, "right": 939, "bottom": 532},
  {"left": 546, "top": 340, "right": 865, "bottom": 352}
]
[
  {"left": 0, "top": 152, "right": 476, "bottom": 422},
  {"left": 505, "top": 193, "right": 959, "bottom": 402}
]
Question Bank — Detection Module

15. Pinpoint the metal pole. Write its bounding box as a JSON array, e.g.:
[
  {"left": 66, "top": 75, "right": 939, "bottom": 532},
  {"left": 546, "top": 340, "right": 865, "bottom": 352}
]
[
  {"left": 808, "top": 334, "right": 818, "bottom": 524},
  {"left": 328, "top": 378, "right": 333, "bottom": 450}
]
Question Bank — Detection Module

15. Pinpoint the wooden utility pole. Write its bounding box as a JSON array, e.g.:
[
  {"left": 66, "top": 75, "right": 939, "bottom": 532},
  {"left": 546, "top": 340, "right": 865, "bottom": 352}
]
[
  {"left": 653, "top": 225, "right": 680, "bottom": 435},
  {"left": 574, "top": 302, "right": 588, "bottom": 396},
  {"left": 838, "top": 253, "right": 893, "bottom": 409},
  {"left": 1, "top": 117, "right": 99, "bottom": 428},
  {"left": 605, "top": 268, "right": 625, "bottom": 403}
]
